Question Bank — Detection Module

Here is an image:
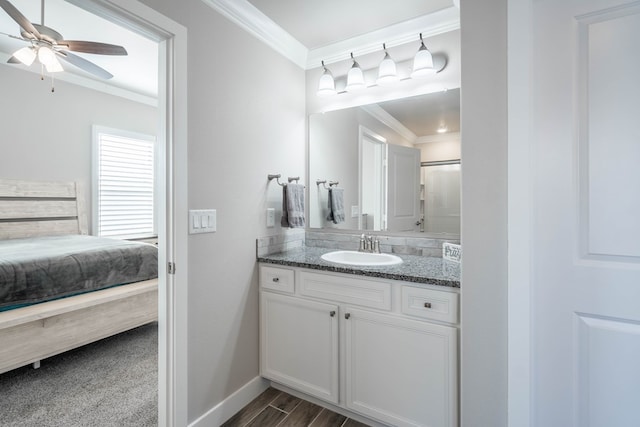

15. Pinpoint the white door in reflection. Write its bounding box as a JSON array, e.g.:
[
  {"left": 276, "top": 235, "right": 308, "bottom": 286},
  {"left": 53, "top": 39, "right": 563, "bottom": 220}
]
[
  {"left": 359, "top": 130, "right": 386, "bottom": 231},
  {"left": 387, "top": 144, "right": 421, "bottom": 232}
]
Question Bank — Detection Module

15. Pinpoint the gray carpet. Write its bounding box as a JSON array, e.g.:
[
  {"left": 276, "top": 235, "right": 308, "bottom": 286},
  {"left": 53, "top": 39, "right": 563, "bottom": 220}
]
[{"left": 0, "top": 322, "right": 158, "bottom": 427}]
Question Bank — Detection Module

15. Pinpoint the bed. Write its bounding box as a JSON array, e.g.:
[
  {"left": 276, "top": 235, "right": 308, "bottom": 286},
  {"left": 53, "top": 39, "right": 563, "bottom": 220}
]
[{"left": 0, "top": 178, "right": 158, "bottom": 374}]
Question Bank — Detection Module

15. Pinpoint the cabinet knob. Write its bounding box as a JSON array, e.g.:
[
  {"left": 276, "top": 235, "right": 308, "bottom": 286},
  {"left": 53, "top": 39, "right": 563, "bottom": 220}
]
[
  {"left": 345, "top": 313, "right": 351, "bottom": 319},
  {"left": 272, "top": 277, "right": 280, "bottom": 283},
  {"left": 330, "top": 311, "right": 336, "bottom": 317},
  {"left": 424, "top": 302, "right": 432, "bottom": 309}
]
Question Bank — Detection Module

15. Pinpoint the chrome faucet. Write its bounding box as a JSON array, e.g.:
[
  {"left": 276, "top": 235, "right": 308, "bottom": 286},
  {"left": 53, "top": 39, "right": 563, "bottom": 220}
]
[{"left": 359, "top": 234, "right": 381, "bottom": 253}]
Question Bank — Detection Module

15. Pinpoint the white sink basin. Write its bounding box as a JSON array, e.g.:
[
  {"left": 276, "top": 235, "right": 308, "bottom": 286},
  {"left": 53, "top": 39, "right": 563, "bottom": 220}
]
[{"left": 320, "top": 250, "right": 403, "bottom": 267}]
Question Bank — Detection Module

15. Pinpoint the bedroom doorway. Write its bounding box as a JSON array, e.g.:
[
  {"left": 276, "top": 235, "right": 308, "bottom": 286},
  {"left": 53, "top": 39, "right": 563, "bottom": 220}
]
[{"left": 65, "top": 1, "right": 188, "bottom": 426}]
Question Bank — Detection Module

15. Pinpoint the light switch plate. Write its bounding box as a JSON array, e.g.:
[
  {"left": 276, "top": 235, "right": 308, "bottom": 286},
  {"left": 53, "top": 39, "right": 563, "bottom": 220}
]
[
  {"left": 189, "top": 209, "right": 216, "bottom": 234},
  {"left": 351, "top": 205, "right": 359, "bottom": 218}
]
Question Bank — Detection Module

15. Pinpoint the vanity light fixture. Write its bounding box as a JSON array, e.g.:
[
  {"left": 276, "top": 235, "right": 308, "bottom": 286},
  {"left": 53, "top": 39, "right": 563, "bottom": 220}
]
[
  {"left": 316, "top": 37, "right": 447, "bottom": 97},
  {"left": 437, "top": 122, "right": 448, "bottom": 133},
  {"left": 345, "top": 52, "right": 366, "bottom": 92},
  {"left": 376, "top": 43, "right": 398, "bottom": 86},
  {"left": 317, "top": 61, "right": 336, "bottom": 97},
  {"left": 411, "top": 33, "right": 435, "bottom": 78}
]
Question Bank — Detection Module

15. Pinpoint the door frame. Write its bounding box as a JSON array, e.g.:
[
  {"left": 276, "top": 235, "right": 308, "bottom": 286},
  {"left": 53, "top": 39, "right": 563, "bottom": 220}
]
[
  {"left": 507, "top": 1, "right": 533, "bottom": 426},
  {"left": 65, "top": 1, "right": 189, "bottom": 426},
  {"left": 358, "top": 125, "right": 387, "bottom": 231}
]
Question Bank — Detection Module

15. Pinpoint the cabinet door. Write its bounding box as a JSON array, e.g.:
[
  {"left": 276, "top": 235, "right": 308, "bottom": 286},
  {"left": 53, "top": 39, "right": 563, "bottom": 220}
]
[
  {"left": 260, "top": 292, "right": 339, "bottom": 403},
  {"left": 344, "top": 307, "right": 458, "bottom": 427}
]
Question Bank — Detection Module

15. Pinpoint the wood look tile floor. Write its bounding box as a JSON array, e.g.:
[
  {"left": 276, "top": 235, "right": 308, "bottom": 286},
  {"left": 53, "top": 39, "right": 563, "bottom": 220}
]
[{"left": 222, "top": 387, "right": 371, "bottom": 427}]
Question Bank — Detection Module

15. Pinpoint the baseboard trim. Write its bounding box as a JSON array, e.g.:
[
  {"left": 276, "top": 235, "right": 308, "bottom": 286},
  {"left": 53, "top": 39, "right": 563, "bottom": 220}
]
[{"left": 188, "top": 376, "right": 269, "bottom": 427}]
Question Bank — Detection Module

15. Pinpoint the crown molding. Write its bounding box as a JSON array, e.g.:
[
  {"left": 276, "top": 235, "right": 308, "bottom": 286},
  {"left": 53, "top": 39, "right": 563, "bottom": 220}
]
[
  {"left": 306, "top": 7, "right": 460, "bottom": 69},
  {"left": 201, "top": 0, "right": 308, "bottom": 68},
  {"left": 361, "top": 104, "right": 417, "bottom": 143},
  {"left": 201, "top": 0, "right": 459, "bottom": 71}
]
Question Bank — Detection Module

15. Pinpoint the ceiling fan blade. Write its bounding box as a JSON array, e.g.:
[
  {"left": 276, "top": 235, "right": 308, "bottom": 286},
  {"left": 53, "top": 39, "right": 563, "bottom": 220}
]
[
  {"left": 57, "top": 51, "right": 113, "bottom": 79},
  {"left": 0, "top": 0, "right": 41, "bottom": 39},
  {"left": 59, "top": 40, "right": 127, "bottom": 56}
]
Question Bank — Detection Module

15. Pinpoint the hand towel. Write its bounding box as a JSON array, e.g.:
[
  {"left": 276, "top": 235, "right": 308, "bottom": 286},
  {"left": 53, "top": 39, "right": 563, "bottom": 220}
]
[
  {"left": 280, "top": 185, "right": 290, "bottom": 227},
  {"left": 281, "top": 183, "right": 305, "bottom": 228},
  {"left": 326, "top": 187, "right": 345, "bottom": 224}
]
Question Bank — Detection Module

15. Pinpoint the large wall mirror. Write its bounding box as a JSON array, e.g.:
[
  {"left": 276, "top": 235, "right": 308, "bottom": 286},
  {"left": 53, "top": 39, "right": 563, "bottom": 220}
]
[{"left": 309, "top": 88, "right": 460, "bottom": 237}]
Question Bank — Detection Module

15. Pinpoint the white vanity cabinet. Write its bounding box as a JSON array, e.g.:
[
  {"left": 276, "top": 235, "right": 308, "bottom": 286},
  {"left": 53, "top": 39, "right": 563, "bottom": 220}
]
[
  {"left": 260, "top": 291, "right": 339, "bottom": 403},
  {"left": 259, "top": 264, "right": 459, "bottom": 427}
]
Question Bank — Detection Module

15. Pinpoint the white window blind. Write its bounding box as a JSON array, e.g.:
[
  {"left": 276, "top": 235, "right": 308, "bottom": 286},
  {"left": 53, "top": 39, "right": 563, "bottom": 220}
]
[{"left": 93, "top": 127, "right": 156, "bottom": 239}]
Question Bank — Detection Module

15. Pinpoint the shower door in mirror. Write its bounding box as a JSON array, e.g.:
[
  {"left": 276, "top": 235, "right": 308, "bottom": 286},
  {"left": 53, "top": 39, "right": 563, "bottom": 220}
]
[{"left": 421, "top": 162, "right": 461, "bottom": 234}]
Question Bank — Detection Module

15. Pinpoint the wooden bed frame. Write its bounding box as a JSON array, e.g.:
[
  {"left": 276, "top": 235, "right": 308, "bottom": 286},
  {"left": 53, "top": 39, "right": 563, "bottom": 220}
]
[{"left": 0, "top": 179, "right": 158, "bottom": 374}]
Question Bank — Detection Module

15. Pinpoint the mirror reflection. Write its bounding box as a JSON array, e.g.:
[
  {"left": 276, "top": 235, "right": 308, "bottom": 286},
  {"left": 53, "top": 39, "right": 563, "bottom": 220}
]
[{"left": 309, "top": 89, "right": 461, "bottom": 236}]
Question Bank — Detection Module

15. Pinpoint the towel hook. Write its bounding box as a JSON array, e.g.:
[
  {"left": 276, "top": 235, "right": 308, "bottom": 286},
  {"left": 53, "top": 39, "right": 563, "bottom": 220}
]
[
  {"left": 316, "top": 179, "right": 330, "bottom": 190},
  {"left": 268, "top": 174, "right": 286, "bottom": 187},
  {"left": 316, "top": 179, "right": 339, "bottom": 190}
]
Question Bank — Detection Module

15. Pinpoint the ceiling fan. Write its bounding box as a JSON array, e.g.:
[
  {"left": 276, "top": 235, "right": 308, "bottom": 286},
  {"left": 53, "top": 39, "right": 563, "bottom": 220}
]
[{"left": 0, "top": 0, "right": 127, "bottom": 80}]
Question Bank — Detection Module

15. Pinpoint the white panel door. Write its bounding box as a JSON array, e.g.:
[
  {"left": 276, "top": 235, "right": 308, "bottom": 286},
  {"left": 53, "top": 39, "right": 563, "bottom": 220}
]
[
  {"left": 260, "top": 292, "right": 339, "bottom": 403},
  {"left": 386, "top": 144, "right": 421, "bottom": 231},
  {"left": 343, "top": 307, "right": 458, "bottom": 427},
  {"left": 532, "top": 1, "right": 640, "bottom": 425}
]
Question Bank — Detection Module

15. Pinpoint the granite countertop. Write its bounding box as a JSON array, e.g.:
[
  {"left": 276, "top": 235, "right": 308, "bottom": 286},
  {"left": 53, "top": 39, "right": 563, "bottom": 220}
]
[{"left": 257, "top": 246, "right": 460, "bottom": 288}]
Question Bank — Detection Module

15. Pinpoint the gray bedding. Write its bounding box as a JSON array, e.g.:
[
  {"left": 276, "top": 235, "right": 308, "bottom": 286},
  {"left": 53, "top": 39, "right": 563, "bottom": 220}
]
[{"left": 0, "top": 235, "right": 158, "bottom": 311}]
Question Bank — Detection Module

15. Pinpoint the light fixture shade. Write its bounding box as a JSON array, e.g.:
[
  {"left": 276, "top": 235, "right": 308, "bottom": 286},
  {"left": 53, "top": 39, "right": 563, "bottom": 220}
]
[
  {"left": 376, "top": 51, "right": 398, "bottom": 86},
  {"left": 45, "top": 55, "right": 64, "bottom": 73},
  {"left": 317, "top": 62, "right": 336, "bottom": 97},
  {"left": 37, "top": 47, "right": 56, "bottom": 66},
  {"left": 411, "top": 43, "right": 435, "bottom": 79},
  {"left": 345, "top": 54, "right": 365, "bottom": 92},
  {"left": 437, "top": 123, "right": 448, "bottom": 133},
  {"left": 13, "top": 46, "right": 36, "bottom": 66}
]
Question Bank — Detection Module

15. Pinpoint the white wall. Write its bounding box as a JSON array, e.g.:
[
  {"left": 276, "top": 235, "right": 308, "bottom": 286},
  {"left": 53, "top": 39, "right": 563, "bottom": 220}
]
[
  {"left": 460, "top": 1, "right": 508, "bottom": 426},
  {"left": 309, "top": 107, "right": 413, "bottom": 230},
  {"left": 0, "top": 64, "right": 157, "bottom": 232},
  {"left": 309, "top": 108, "right": 359, "bottom": 229},
  {"left": 136, "top": 1, "right": 306, "bottom": 423},
  {"left": 417, "top": 137, "right": 461, "bottom": 163}
]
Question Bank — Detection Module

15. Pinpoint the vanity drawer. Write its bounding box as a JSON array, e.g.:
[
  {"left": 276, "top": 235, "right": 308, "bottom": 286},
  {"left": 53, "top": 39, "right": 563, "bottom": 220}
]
[
  {"left": 299, "top": 271, "right": 391, "bottom": 310},
  {"left": 260, "top": 265, "right": 295, "bottom": 294},
  {"left": 401, "top": 286, "right": 459, "bottom": 324}
]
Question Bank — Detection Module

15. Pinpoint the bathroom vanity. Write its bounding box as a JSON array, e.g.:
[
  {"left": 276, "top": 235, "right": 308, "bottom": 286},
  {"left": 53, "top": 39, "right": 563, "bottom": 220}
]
[{"left": 258, "top": 247, "right": 460, "bottom": 427}]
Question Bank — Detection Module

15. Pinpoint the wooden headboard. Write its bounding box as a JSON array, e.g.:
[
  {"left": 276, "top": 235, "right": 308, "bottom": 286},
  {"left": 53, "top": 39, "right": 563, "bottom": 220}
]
[{"left": 0, "top": 179, "right": 88, "bottom": 239}]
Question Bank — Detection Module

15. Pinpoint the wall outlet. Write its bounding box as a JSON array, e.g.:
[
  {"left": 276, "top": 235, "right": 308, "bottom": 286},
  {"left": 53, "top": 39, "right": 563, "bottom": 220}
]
[{"left": 266, "top": 208, "right": 275, "bottom": 227}]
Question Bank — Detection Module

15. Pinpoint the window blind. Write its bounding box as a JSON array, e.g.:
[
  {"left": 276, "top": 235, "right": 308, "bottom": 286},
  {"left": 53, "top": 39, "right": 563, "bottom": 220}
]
[{"left": 96, "top": 132, "right": 155, "bottom": 239}]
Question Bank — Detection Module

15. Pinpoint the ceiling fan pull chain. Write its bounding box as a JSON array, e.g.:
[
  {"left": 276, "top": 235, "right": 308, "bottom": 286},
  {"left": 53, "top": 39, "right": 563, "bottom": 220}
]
[
  {"left": 40, "top": 63, "right": 44, "bottom": 80},
  {"left": 51, "top": 74, "right": 55, "bottom": 93}
]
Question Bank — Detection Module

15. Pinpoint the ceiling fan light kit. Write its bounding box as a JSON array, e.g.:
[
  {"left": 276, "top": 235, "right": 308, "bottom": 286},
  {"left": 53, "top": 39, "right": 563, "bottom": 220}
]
[
  {"left": 0, "top": 0, "right": 128, "bottom": 92},
  {"left": 12, "top": 45, "right": 35, "bottom": 65},
  {"left": 318, "top": 33, "right": 447, "bottom": 97}
]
